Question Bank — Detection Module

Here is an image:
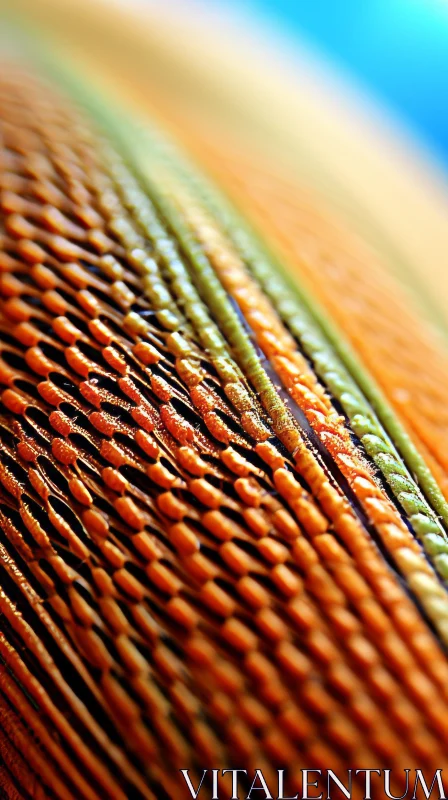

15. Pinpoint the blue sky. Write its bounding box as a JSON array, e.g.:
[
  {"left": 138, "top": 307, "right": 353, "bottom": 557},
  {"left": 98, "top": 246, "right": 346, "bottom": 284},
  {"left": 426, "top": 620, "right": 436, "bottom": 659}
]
[{"left": 223, "top": 0, "right": 448, "bottom": 164}]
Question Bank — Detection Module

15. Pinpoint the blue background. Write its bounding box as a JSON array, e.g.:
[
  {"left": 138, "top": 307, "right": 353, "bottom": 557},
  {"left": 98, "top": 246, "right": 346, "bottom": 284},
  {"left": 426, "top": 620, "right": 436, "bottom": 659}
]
[{"left": 225, "top": 0, "right": 448, "bottom": 166}]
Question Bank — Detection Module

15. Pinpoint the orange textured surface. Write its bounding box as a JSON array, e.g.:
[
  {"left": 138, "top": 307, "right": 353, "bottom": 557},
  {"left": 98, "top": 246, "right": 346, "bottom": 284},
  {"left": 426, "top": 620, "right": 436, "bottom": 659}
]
[
  {"left": 0, "top": 65, "right": 448, "bottom": 800},
  {"left": 179, "top": 136, "right": 448, "bottom": 500}
]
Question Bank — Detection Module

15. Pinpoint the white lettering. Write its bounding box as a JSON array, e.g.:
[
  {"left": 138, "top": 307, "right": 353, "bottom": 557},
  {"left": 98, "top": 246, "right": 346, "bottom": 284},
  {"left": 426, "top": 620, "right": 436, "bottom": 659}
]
[
  {"left": 246, "top": 769, "right": 273, "bottom": 799},
  {"left": 327, "top": 770, "right": 351, "bottom": 799},
  {"left": 212, "top": 769, "right": 219, "bottom": 800},
  {"left": 302, "top": 770, "right": 323, "bottom": 800},
  {"left": 278, "top": 769, "right": 299, "bottom": 800},
  {"left": 356, "top": 770, "right": 381, "bottom": 799},
  {"left": 384, "top": 769, "right": 410, "bottom": 799},
  {"left": 412, "top": 770, "right": 446, "bottom": 799},
  {"left": 180, "top": 769, "right": 207, "bottom": 799},
  {"left": 222, "top": 769, "right": 248, "bottom": 799}
]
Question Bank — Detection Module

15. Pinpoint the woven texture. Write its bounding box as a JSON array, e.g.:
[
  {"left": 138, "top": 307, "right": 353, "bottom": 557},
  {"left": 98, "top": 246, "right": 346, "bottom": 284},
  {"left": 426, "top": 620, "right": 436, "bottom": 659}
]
[
  {"left": 1, "top": 64, "right": 448, "bottom": 800},
  {"left": 197, "top": 143, "right": 448, "bottom": 498}
]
